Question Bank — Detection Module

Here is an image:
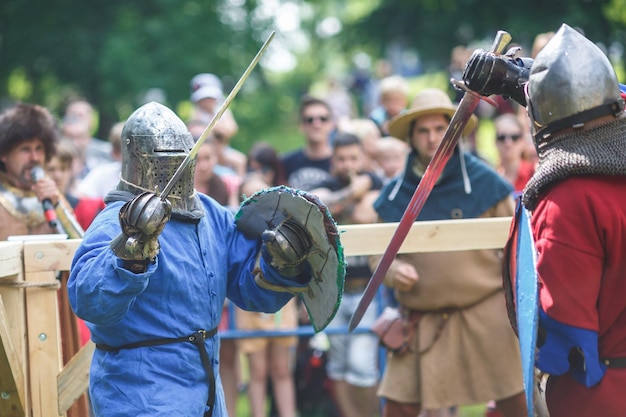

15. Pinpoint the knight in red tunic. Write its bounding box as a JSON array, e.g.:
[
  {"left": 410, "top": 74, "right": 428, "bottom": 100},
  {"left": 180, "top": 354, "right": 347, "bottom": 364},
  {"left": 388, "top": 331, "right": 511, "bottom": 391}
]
[{"left": 463, "top": 24, "right": 626, "bottom": 416}]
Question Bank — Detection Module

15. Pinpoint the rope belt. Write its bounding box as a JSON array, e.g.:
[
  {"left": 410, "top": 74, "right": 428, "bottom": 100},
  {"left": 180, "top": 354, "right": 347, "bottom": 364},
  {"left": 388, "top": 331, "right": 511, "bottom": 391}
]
[
  {"left": 96, "top": 328, "right": 218, "bottom": 417},
  {"left": 601, "top": 357, "right": 626, "bottom": 368}
]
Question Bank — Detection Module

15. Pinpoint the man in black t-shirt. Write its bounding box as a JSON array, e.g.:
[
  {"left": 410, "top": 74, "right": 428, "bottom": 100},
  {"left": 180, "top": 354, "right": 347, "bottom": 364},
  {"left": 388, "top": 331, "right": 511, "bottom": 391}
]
[{"left": 282, "top": 96, "right": 335, "bottom": 191}]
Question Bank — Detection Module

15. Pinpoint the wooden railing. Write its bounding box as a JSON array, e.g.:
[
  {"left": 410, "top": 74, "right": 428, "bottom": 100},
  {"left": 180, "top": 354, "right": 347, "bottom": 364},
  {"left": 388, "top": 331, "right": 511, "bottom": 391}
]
[{"left": 0, "top": 216, "right": 512, "bottom": 416}]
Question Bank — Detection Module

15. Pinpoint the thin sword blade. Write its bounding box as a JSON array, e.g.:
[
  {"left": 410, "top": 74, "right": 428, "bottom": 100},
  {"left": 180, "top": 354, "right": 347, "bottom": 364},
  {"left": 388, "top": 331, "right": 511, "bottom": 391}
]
[
  {"left": 160, "top": 31, "right": 276, "bottom": 200},
  {"left": 348, "top": 93, "right": 480, "bottom": 331}
]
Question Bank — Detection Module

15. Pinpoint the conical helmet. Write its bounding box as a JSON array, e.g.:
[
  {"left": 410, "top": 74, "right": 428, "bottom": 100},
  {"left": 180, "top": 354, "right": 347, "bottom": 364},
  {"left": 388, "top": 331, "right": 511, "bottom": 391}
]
[
  {"left": 527, "top": 24, "right": 623, "bottom": 140},
  {"left": 117, "top": 102, "right": 198, "bottom": 213}
]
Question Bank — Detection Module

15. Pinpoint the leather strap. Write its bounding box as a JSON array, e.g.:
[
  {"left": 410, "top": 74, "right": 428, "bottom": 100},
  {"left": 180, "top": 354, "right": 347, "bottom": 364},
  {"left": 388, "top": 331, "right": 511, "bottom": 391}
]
[
  {"left": 601, "top": 357, "right": 626, "bottom": 368},
  {"left": 253, "top": 269, "right": 308, "bottom": 293}
]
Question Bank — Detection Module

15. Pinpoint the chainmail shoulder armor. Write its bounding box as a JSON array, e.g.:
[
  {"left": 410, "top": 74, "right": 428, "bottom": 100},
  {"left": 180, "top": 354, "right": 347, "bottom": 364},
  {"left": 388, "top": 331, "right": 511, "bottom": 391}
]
[{"left": 523, "top": 117, "right": 626, "bottom": 210}]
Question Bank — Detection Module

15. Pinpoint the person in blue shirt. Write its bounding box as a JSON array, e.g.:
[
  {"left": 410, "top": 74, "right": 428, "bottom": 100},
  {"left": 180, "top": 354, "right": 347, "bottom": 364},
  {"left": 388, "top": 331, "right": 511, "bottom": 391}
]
[{"left": 68, "top": 102, "right": 340, "bottom": 417}]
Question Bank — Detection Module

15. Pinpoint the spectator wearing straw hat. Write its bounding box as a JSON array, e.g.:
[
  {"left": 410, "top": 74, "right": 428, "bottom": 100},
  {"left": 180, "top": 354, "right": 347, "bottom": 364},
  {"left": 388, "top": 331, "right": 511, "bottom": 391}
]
[{"left": 372, "top": 88, "right": 526, "bottom": 417}]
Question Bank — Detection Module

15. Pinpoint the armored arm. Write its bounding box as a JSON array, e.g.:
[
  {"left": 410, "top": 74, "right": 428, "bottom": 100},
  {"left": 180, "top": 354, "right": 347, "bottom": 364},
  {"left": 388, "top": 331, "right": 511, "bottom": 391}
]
[{"left": 462, "top": 48, "right": 533, "bottom": 106}]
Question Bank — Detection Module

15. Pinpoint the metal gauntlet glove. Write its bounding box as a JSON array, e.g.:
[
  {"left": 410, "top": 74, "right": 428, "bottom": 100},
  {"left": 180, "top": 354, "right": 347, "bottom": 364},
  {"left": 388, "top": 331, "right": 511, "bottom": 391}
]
[
  {"left": 463, "top": 48, "right": 533, "bottom": 106},
  {"left": 261, "top": 218, "right": 312, "bottom": 281},
  {"left": 110, "top": 192, "right": 172, "bottom": 264}
]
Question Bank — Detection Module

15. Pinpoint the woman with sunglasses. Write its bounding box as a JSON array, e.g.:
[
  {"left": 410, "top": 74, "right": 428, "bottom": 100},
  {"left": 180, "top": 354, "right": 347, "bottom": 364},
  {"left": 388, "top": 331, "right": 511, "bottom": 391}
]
[{"left": 493, "top": 113, "right": 535, "bottom": 196}]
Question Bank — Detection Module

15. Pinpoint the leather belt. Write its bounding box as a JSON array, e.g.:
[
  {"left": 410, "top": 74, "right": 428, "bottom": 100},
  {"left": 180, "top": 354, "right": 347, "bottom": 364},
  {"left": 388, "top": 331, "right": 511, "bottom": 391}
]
[{"left": 96, "top": 328, "right": 218, "bottom": 416}]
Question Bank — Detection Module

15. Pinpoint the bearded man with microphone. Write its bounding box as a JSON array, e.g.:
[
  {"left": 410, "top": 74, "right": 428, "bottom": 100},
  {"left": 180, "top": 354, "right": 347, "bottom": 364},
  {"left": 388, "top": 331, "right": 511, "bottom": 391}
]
[{"left": 0, "top": 103, "right": 67, "bottom": 240}]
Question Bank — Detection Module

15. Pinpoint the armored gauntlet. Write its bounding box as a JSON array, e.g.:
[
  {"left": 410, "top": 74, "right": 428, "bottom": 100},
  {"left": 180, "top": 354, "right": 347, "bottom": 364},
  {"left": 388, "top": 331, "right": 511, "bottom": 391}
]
[
  {"left": 110, "top": 192, "right": 172, "bottom": 267},
  {"left": 262, "top": 218, "right": 312, "bottom": 280},
  {"left": 463, "top": 49, "right": 533, "bottom": 106}
]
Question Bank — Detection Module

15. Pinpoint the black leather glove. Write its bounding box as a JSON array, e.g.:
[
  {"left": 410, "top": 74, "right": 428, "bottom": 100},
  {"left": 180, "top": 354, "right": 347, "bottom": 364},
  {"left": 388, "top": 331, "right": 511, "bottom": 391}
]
[
  {"left": 261, "top": 219, "right": 311, "bottom": 280},
  {"left": 462, "top": 48, "right": 533, "bottom": 106},
  {"left": 110, "top": 192, "right": 172, "bottom": 268}
]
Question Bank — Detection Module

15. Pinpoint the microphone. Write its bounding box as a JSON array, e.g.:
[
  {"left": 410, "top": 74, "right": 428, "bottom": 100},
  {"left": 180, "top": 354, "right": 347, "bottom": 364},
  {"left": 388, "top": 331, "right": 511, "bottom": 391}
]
[{"left": 31, "top": 166, "right": 59, "bottom": 229}]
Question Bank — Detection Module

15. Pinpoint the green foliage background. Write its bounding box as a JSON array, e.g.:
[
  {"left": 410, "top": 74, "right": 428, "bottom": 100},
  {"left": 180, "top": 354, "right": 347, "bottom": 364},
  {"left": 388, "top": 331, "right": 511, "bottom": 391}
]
[{"left": 1, "top": 0, "right": 625, "bottom": 155}]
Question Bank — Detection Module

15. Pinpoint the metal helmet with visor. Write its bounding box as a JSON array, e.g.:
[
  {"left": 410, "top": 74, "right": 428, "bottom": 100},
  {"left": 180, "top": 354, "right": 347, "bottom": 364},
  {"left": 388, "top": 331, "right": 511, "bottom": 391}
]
[{"left": 117, "top": 102, "right": 198, "bottom": 214}]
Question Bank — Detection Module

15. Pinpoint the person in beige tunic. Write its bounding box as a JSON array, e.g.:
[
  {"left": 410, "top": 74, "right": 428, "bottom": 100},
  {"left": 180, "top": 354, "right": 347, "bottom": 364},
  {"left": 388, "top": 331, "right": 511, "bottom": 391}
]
[
  {"left": 371, "top": 88, "right": 526, "bottom": 417},
  {"left": 0, "top": 103, "right": 63, "bottom": 241}
]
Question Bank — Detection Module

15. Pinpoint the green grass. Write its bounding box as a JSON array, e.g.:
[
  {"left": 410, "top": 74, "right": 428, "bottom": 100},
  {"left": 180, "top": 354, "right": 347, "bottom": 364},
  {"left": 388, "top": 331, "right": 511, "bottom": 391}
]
[
  {"left": 233, "top": 391, "right": 487, "bottom": 417},
  {"left": 459, "top": 404, "right": 488, "bottom": 417},
  {"left": 235, "top": 391, "right": 251, "bottom": 416}
]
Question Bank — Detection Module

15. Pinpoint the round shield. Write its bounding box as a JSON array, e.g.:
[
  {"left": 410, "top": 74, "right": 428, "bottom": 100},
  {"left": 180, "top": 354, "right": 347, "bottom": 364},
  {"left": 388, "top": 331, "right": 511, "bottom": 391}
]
[{"left": 235, "top": 185, "right": 345, "bottom": 332}]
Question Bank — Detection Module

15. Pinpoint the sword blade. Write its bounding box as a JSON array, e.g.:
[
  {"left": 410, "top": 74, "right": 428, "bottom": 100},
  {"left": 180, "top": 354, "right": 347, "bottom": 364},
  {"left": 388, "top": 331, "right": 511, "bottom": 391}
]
[
  {"left": 160, "top": 31, "right": 276, "bottom": 200},
  {"left": 348, "top": 92, "right": 480, "bottom": 331},
  {"left": 349, "top": 30, "right": 511, "bottom": 332}
]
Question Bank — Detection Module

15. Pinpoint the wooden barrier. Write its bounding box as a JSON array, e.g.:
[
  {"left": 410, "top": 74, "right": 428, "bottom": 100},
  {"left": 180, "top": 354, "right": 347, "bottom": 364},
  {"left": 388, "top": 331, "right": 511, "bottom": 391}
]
[{"left": 0, "top": 217, "right": 512, "bottom": 416}]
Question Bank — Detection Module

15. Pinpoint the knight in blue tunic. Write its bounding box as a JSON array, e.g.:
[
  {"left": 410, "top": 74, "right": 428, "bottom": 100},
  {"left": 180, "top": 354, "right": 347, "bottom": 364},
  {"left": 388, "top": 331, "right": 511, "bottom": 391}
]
[{"left": 68, "top": 102, "right": 343, "bottom": 417}]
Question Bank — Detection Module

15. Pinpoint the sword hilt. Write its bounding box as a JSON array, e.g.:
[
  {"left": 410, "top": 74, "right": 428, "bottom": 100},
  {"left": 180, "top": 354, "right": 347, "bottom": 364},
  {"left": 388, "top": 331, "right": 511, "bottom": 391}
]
[{"left": 490, "top": 30, "right": 512, "bottom": 55}]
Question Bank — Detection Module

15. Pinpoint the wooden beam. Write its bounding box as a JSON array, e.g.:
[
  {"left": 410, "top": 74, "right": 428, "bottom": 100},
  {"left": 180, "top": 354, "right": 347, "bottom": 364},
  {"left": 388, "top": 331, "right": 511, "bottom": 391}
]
[
  {"left": 0, "top": 242, "right": 29, "bottom": 415},
  {"left": 338, "top": 217, "right": 512, "bottom": 256},
  {"left": 23, "top": 240, "right": 84, "bottom": 417},
  {"left": 57, "top": 342, "right": 94, "bottom": 415},
  {"left": 0, "top": 242, "right": 23, "bottom": 279},
  {"left": 23, "top": 239, "right": 80, "bottom": 273},
  {"left": 23, "top": 267, "right": 63, "bottom": 417},
  {"left": 0, "top": 296, "right": 25, "bottom": 417}
]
